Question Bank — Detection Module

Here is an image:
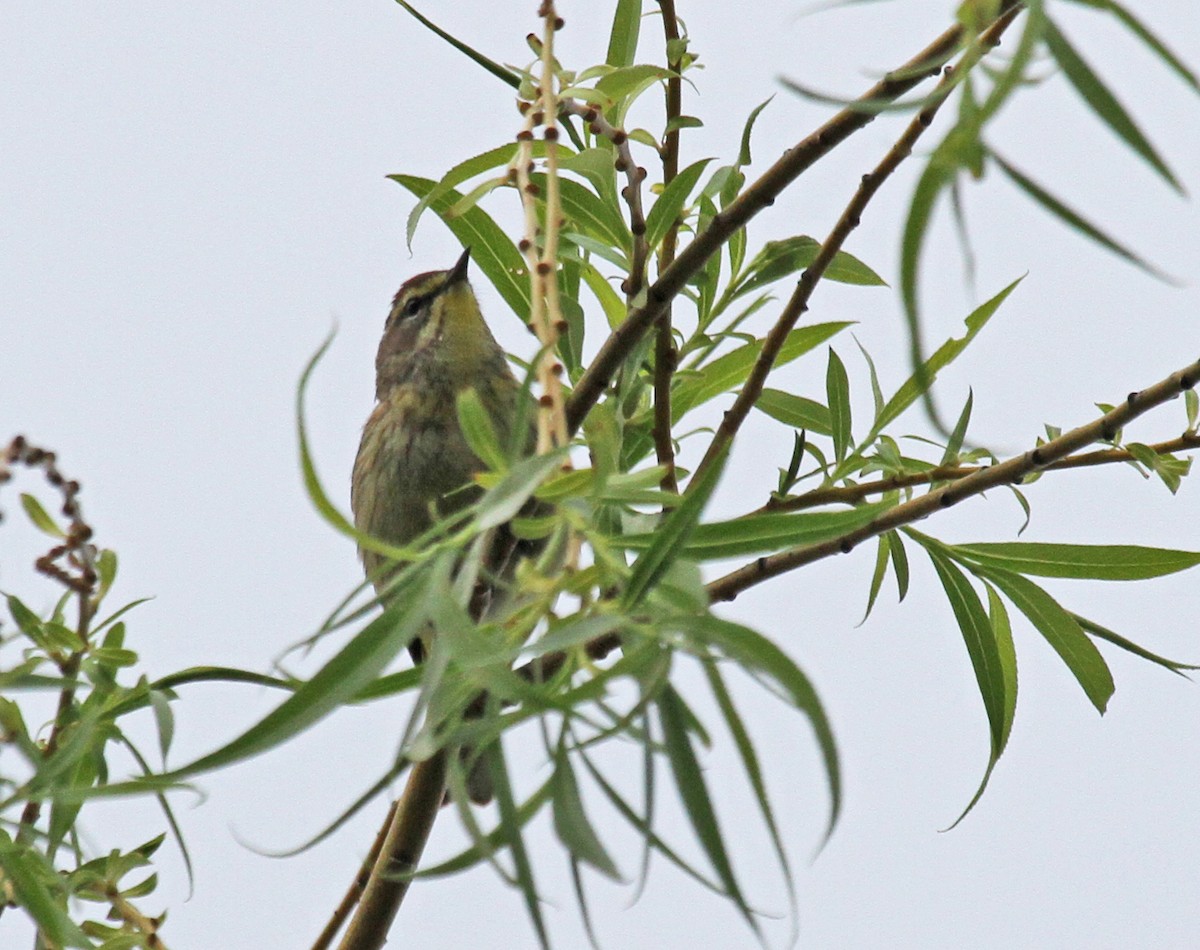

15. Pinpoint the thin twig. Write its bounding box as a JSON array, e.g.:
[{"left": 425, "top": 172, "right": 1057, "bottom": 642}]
[
  {"left": 309, "top": 801, "right": 399, "bottom": 950},
  {"left": 687, "top": 7, "right": 1021, "bottom": 489},
  {"left": 335, "top": 752, "right": 449, "bottom": 950},
  {"left": 564, "top": 0, "right": 1025, "bottom": 435},
  {"left": 706, "top": 357, "right": 1200, "bottom": 602},
  {"left": 560, "top": 100, "right": 650, "bottom": 296},
  {"left": 652, "top": 0, "right": 683, "bottom": 494},
  {"left": 760, "top": 433, "right": 1200, "bottom": 513},
  {"left": 2, "top": 438, "right": 98, "bottom": 848}
]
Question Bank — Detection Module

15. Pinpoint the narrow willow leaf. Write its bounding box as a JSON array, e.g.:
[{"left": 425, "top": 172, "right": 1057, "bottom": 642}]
[
  {"left": 474, "top": 451, "right": 564, "bottom": 532},
  {"left": 1065, "top": 0, "right": 1198, "bottom": 92},
  {"left": 898, "top": 140, "right": 958, "bottom": 427},
  {"left": 754, "top": 390, "right": 832, "bottom": 437},
  {"left": 644, "top": 158, "right": 714, "bottom": 251},
  {"left": 390, "top": 174, "right": 532, "bottom": 322},
  {"left": 991, "top": 153, "right": 1169, "bottom": 280},
  {"left": 702, "top": 660, "right": 798, "bottom": 936},
  {"left": 393, "top": 1, "right": 519, "bottom": 89},
  {"left": 980, "top": 568, "right": 1114, "bottom": 713},
  {"left": 580, "top": 750, "right": 727, "bottom": 896},
  {"left": 1043, "top": 18, "right": 1180, "bottom": 191},
  {"left": 826, "top": 348, "right": 852, "bottom": 463},
  {"left": 940, "top": 389, "right": 974, "bottom": 465},
  {"left": 877, "top": 277, "right": 1021, "bottom": 437},
  {"left": 954, "top": 542, "right": 1200, "bottom": 581},
  {"left": 658, "top": 685, "right": 758, "bottom": 933},
  {"left": 489, "top": 740, "right": 550, "bottom": 949},
  {"left": 926, "top": 548, "right": 1007, "bottom": 753},
  {"left": 621, "top": 503, "right": 889, "bottom": 560},
  {"left": 606, "top": 0, "right": 642, "bottom": 67},
  {"left": 417, "top": 779, "right": 553, "bottom": 877},
  {"left": 594, "top": 64, "right": 672, "bottom": 108},
  {"left": 862, "top": 535, "right": 891, "bottom": 624},
  {"left": 19, "top": 492, "right": 65, "bottom": 538},
  {"left": 673, "top": 321, "right": 851, "bottom": 422},
  {"left": 456, "top": 388, "right": 507, "bottom": 472},
  {"left": 405, "top": 142, "right": 539, "bottom": 248},
  {"left": 551, "top": 746, "right": 621, "bottom": 879},
  {"left": 674, "top": 614, "right": 841, "bottom": 838},
  {"left": 110, "top": 564, "right": 442, "bottom": 788},
  {"left": 624, "top": 446, "right": 727, "bottom": 607},
  {"left": 737, "top": 96, "right": 774, "bottom": 167},
  {"left": 0, "top": 837, "right": 93, "bottom": 948},
  {"left": 946, "top": 582, "right": 1019, "bottom": 830},
  {"left": 1072, "top": 613, "right": 1198, "bottom": 676},
  {"left": 735, "top": 236, "right": 885, "bottom": 299},
  {"left": 890, "top": 529, "right": 911, "bottom": 602}
]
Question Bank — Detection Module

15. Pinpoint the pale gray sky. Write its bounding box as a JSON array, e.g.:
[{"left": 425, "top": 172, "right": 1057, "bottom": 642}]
[{"left": 3, "top": 2, "right": 1198, "bottom": 948}]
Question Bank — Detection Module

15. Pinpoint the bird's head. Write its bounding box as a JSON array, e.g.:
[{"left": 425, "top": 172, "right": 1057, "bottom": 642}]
[{"left": 374, "top": 247, "right": 501, "bottom": 398}]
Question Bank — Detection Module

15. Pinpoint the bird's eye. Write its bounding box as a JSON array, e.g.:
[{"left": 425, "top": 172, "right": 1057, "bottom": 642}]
[{"left": 403, "top": 296, "right": 423, "bottom": 318}]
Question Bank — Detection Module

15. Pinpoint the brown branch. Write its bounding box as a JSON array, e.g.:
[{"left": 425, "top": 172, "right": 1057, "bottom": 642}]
[
  {"left": 761, "top": 433, "right": 1200, "bottom": 513},
  {"left": 564, "top": 0, "right": 1025, "bottom": 436},
  {"left": 706, "top": 357, "right": 1200, "bottom": 602},
  {"left": 309, "top": 801, "right": 399, "bottom": 950},
  {"left": 335, "top": 752, "right": 449, "bottom": 950},
  {"left": 688, "top": 8, "right": 1020, "bottom": 490},
  {"left": 653, "top": 0, "right": 683, "bottom": 495},
  {"left": 560, "top": 100, "right": 650, "bottom": 300}
]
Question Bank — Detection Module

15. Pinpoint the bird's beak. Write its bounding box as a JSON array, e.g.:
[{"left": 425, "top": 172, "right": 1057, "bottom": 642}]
[{"left": 447, "top": 246, "right": 471, "bottom": 285}]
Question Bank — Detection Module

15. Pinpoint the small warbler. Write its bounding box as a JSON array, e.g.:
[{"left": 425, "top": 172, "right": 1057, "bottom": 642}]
[
  {"left": 351, "top": 248, "right": 535, "bottom": 803},
  {"left": 351, "top": 247, "right": 534, "bottom": 655}
]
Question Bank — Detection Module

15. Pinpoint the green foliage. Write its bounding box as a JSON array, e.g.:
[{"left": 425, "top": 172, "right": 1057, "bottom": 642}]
[{"left": 4, "top": 1, "right": 1199, "bottom": 947}]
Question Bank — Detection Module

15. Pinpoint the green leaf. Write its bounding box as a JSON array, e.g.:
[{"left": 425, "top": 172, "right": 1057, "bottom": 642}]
[
  {"left": 549, "top": 175, "right": 631, "bottom": 253},
  {"left": 7, "top": 594, "right": 49, "bottom": 650},
  {"left": 954, "top": 542, "right": 1200, "bottom": 581},
  {"left": 390, "top": 174, "right": 531, "bottom": 323},
  {"left": 623, "top": 446, "right": 726, "bottom": 607},
  {"left": 474, "top": 452, "right": 563, "bottom": 531},
  {"left": 735, "top": 236, "right": 885, "bottom": 300},
  {"left": 1043, "top": 17, "right": 1180, "bottom": 191},
  {"left": 456, "top": 389, "right": 507, "bottom": 471},
  {"left": 946, "top": 582, "right": 1019, "bottom": 829},
  {"left": 673, "top": 615, "right": 840, "bottom": 839},
  {"left": 0, "top": 834, "right": 94, "bottom": 948},
  {"left": 737, "top": 96, "right": 774, "bottom": 167},
  {"left": 20, "top": 492, "right": 65, "bottom": 538},
  {"left": 621, "top": 503, "right": 890, "bottom": 561},
  {"left": 606, "top": 0, "right": 642, "bottom": 67},
  {"left": 991, "top": 153, "right": 1169, "bottom": 280},
  {"left": 702, "top": 660, "right": 797, "bottom": 932},
  {"left": 657, "top": 685, "right": 758, "bottom": 934},
  {"left": 981, "top": 568, "right": 1114, "bottom": 714},
  {"left": 579, "top": 750, "right": 726, "bottom": 896},
  {"left": 673, "top": 321, "right": 851, "bottom": 423},
  {"left": 826, "top": 348, "right": 852, "bottom": 463},
  {"left": 551, "top": 745, "right": 621, "bottom": 879},
  {"left": 940, "top": 389, "right": 973, "bottom": 465},
  {"left": 862, "top": 534, "right": 890, "bottom": 623},
  {"left": 489, "top": 739, "right": 550, "bottom": 948},
  {"left": 1072, "top": 613, "right": 1198, "bottom": 676},
  {"left": 755, "top": 388, "right": 832, "bottom": 435},
  {"left": 112, "top": 562, "right": 444, "bottom": 786},
  {"left": 926, "top": 548, "right": 1008, "bottom": 754},
  {"left": 392, "top": 1, "right": 519, "bottom": 89},
  {"left": 594, "top": 64, "right": 672, "bottom": 110},
  {"left": 644, "top": 158, "right": 714, "bottom": 251},
  {"left": 876, "top": 277, "right": 1020, "bottom": 436},
  {"left": 1064, "top": 0, "right": 1198, "bottom": 93}
]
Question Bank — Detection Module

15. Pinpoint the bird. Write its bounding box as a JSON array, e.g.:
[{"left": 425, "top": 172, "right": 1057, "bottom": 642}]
[{"left": 351, "top": 246, "right": 535, "bottom": 802}]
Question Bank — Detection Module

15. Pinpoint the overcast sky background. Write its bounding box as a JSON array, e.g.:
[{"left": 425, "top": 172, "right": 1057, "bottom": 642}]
[{"left": 3, "top": 2, "right": 1199, "bottom": 948}]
